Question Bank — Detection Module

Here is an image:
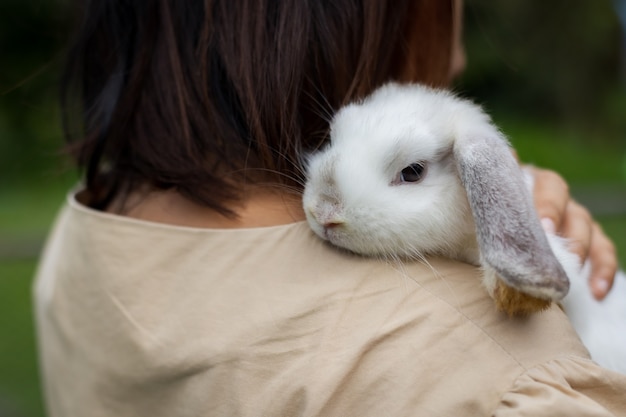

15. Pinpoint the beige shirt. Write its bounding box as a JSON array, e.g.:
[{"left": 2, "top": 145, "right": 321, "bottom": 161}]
[{"left": 35, "top": 193, "right": 626, "bottom": 417}]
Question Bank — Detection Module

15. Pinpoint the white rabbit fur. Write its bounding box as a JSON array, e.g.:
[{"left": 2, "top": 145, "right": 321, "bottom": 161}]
[
  {"left": 303, "top": 82, "right": 626, "bottom": 374},
  {"left": 528, "top": 173, "right": 626, "bottom": 373}
]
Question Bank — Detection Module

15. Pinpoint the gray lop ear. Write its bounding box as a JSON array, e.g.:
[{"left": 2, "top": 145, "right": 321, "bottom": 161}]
[{"left": 454, "top": 132, "right": 570, "bottom": 301}]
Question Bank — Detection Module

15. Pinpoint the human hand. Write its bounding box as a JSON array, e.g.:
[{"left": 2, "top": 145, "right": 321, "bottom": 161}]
[{"left": 529, "top": 166, "right": 618, "bottom": 300}]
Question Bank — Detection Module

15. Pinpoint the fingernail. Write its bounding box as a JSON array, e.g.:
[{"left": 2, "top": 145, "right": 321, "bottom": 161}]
[
  {"left": 591, "top": 278, "right": 609, "bottom": 298},
  {"left": 541, "top": 218, "right": 556, "bottom": 234}
]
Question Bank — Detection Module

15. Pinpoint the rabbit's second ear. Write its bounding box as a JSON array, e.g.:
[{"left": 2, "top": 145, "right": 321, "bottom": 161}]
[{"left": 453, "top": 132, "right": 570, "bottom": 301}]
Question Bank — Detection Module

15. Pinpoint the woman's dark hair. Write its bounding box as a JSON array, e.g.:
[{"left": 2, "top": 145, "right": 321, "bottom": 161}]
[{"left": 62, "top": 0, "right": 454, "bottom": 215}]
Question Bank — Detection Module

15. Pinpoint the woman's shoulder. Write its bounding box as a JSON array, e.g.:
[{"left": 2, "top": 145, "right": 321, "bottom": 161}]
[
  {"left": 36, "top": 189, "right": 626, "bottom": 416},
  {"left": 43, "top": 188, "right": 590, "bottom": 369}
]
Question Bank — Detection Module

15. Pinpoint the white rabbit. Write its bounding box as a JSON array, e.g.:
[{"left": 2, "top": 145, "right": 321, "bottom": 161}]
[{"left": 303, "top": 82, "right": 626, "bottom": 373}]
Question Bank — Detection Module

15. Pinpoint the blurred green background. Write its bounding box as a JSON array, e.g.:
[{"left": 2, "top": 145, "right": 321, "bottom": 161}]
[{"left": 1, "top": 0, "right": 625, "bottom": 416}]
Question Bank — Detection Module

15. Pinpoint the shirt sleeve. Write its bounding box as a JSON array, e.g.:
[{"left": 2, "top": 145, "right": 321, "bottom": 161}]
[{"left": 494, "top": 356, "right": 626, "bottom": 417}]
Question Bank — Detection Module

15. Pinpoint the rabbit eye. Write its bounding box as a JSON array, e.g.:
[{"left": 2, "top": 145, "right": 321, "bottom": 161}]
[{"left": 400, "top": 163, "right": 426, "bottom": 183}]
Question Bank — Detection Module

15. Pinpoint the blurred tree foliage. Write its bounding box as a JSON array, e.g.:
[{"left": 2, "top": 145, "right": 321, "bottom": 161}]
[
  {"left": 0, "top": 0, "right": 74, "bottom": 184},
  {"left": 459, "top": 0, "right": 625, "bottom": 145},
  {"left": 0, "top": 0, "right": 624, "bottom": 185}
]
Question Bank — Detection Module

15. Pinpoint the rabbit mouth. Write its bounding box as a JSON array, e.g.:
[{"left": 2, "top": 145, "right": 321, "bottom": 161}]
[
  {"left": 321, "top": 223, "right": 355, "bottom": 249},
  {"left": 323, "top": 227, "right": 349, "bottom": 250},
  {"left": 325, "top": 227, "right": 384, "bottom": 257}
]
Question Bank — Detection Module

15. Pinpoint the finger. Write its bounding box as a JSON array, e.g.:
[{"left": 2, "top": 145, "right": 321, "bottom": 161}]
[
  {"left": 588, "top": 222, "right": 618, "bottom": 300},
  {"left": 530, "top": 167, "right": 569, "bottom": 231},
  {"left": 560, "top": 201, "right": 593, "bottom": 262}
]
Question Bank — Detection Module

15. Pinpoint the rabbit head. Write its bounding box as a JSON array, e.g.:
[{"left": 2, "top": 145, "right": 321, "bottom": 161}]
[{"left": 303, "top": 82, "right": 570, "bottom": 302}]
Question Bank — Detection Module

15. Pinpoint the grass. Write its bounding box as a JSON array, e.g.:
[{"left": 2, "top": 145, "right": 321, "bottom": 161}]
[
  {"left": 0, "top": 119, "right": 624, "bottom": 417},
  {"left": 0, "top": 173, "right": 73, "bottom": 417},
  {"left": 0, "top": 173, "right": 75, "bottom": 238},
  {"left": 0, "top": 261, "right": 44, "bottom": 417},
  {"left": 498, "top": 116, "right": 626, "bottom": 185}
]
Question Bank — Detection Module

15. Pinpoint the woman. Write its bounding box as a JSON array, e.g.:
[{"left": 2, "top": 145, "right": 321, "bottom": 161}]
[{"left": 36, "top": 1, "right": 625, "bottom": 416}]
